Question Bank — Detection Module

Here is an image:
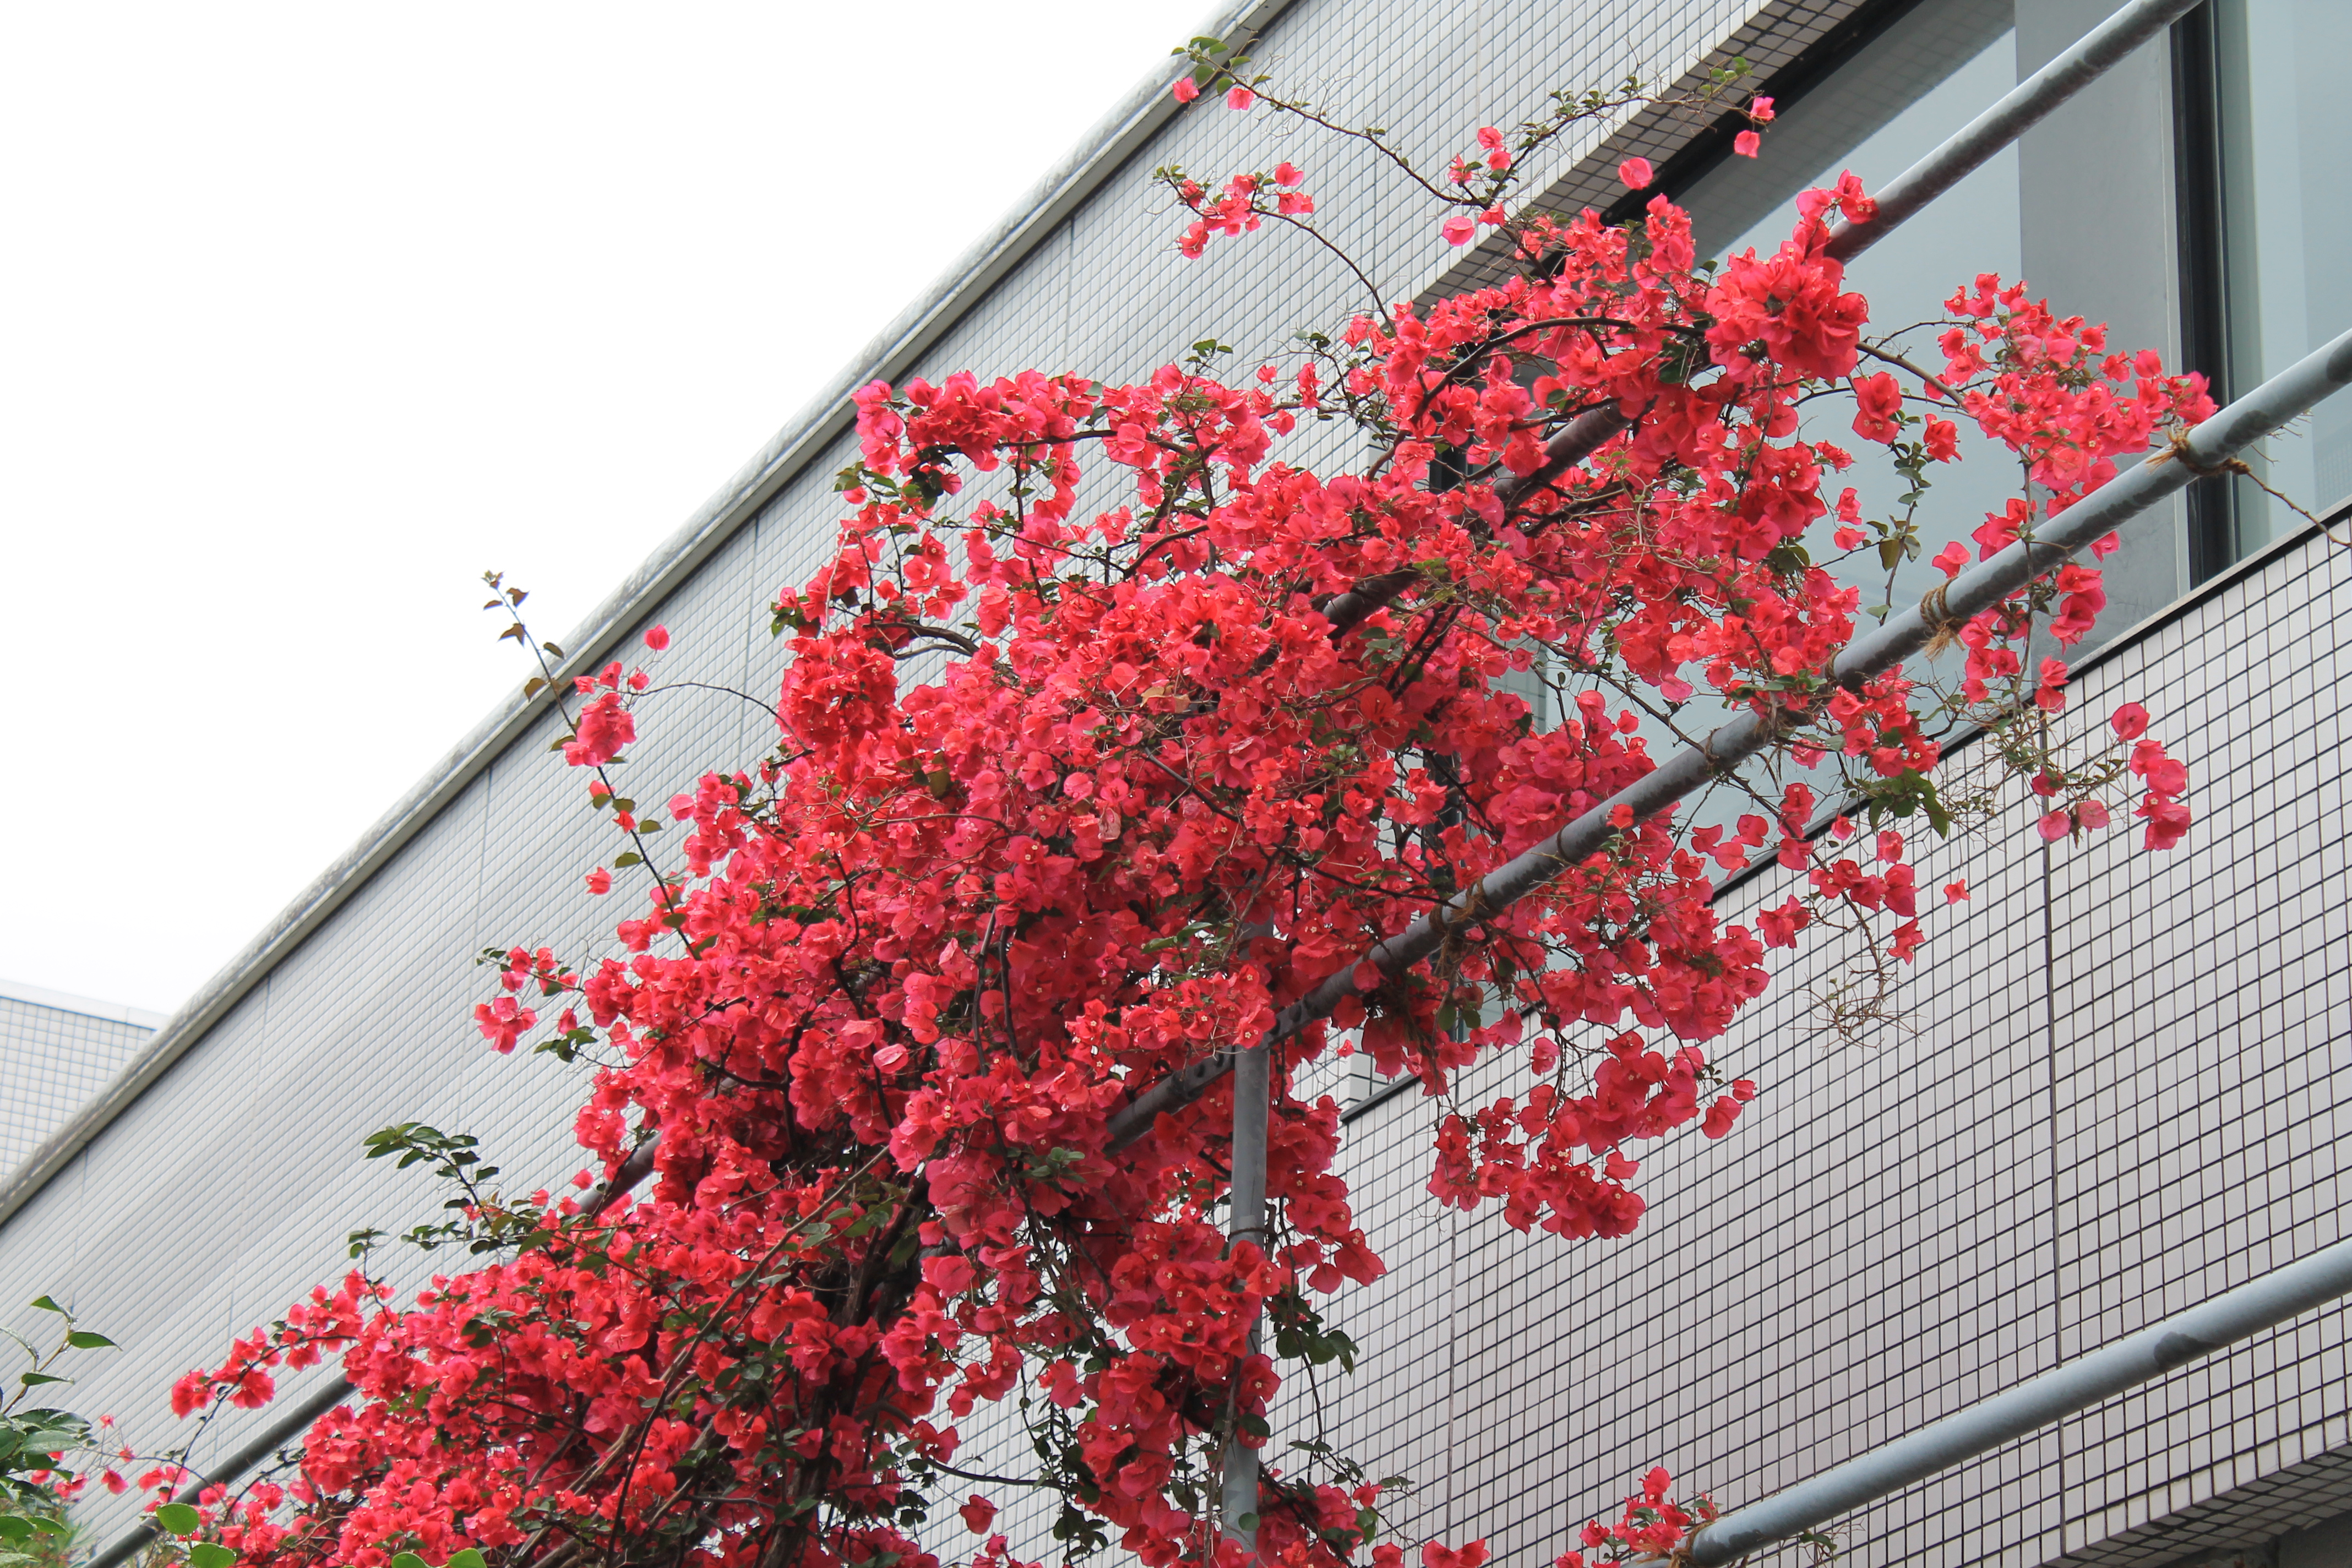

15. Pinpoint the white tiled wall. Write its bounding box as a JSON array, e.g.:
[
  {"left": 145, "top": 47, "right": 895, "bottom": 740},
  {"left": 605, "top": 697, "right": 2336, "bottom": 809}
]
[{"left": 6, "top": 3, "right": 2346, "bottom": 1566}]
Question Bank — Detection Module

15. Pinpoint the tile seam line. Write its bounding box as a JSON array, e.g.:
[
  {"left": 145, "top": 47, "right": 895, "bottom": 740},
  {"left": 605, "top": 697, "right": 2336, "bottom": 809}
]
[{"left": 0, "top": 0, "right": 1294, "bottom": 1240}]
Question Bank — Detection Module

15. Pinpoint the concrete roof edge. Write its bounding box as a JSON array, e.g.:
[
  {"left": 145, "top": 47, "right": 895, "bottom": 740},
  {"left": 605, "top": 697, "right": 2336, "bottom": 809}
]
[{"left": 0, "top": 0, "right": 1298, "bottom": 1240}]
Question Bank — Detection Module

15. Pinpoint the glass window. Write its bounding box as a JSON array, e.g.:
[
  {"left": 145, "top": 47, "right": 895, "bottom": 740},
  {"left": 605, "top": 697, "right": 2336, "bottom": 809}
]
[
  {"left": 1558, "top": 0, "right": 2024, "bottom": 840},
  {"left": 2215, "top": 0, "right": 2352, "bottom": 553},
  {"left": 1679, "top": 0, "right": 2021, "bottom": 646},
  {"left": 1356, "top": 4, "right": 2039, "bottom": 1111}
]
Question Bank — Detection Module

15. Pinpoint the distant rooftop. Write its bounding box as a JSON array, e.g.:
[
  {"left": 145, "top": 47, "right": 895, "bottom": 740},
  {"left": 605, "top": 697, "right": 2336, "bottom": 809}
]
[
  {"left": 0, "top": 977, "right": 170, "bottom": 1032},
  {"left": 0, "top": 979, "right": 168, "bottom": 1182}
]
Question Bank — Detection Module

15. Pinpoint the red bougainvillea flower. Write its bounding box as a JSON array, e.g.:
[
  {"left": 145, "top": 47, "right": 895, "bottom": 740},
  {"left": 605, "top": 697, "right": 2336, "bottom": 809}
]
[{"left": 161, "top": 77, "right": 2204, "bottom": 1568}]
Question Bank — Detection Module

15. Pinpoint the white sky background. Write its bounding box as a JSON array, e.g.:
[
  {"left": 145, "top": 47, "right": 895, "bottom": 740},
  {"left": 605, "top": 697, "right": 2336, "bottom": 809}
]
[{"left": 2, "top": 2, "right": 1208, "bottom": 1014}]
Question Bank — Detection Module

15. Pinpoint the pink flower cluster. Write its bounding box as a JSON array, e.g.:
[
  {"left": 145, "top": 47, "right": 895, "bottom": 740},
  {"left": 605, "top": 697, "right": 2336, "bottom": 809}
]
[{"left": 162, "top": 130, "right": 2198, "bottom": 1568}]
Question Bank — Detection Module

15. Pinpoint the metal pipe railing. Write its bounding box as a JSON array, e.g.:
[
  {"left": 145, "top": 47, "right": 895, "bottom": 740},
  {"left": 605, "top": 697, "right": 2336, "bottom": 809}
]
[
  {"left": 1656, "top": 328, "right": 2352, "bottom": 1568},
  {"left": 1280, "top": 325, "right": 2349, "bottom": 1085},
  {"left": 1681, "top": 1229, "right": 2352, "bottom": 1563},
  {"left": 1102, "top": 0, "right": 2218, "bottom": 1150},
  {"left": 1822, "top": 0, "right": 2197, "bottom": 264}
]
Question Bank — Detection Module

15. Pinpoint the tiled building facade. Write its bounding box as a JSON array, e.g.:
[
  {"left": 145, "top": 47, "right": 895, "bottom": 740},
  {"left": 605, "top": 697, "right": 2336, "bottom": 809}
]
[
  {"left": 2, "top": 2, "right": 2345, "bottom": 1566},
  {"left": 0, "top": 983, "right": 160, "bottom": 1183}
]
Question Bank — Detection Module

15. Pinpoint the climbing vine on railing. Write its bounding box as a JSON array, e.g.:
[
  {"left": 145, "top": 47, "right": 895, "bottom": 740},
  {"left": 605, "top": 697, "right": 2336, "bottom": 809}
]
[{"left": 139, "top": 37, "right": 2217, "bottom": 1568}]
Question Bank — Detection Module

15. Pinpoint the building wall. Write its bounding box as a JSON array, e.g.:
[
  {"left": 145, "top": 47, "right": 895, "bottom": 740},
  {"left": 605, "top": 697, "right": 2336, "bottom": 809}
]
[
  {"left": 1289, "top": 520, "right": 2352, "bottom": 1568},
  {"left": 0, "top": 0, "right": 1810, "bottom": 1540},
  {"left": 0, "top": 983, "right": 160, "bottom": 1182},
  {"left": 0, "top": 2, "right": 2343, "bottom": 1566}
]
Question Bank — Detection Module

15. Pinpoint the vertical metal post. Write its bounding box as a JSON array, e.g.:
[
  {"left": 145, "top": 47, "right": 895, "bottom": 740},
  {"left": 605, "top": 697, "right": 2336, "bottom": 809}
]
[{"left": 1221, "top": 1042, "right": 1272, "bottom": 1556}]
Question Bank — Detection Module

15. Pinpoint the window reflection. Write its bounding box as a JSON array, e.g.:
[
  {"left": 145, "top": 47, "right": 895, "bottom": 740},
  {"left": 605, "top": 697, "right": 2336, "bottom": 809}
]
[
  {"left": 2215, "top": 0, "right": 2352, "bottom": 552},
  {"left": 1680, "top": 1, "right": 2022, "bottom": 647},
  {"left": 1547, "top": 2, "right": 2029, "bottom": 843}
]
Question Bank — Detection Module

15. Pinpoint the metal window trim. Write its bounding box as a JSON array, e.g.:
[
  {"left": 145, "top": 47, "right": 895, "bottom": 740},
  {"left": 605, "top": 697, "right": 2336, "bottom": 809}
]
[{"left": 2171, "top": 0, "right": 2240, "bottom": 580}]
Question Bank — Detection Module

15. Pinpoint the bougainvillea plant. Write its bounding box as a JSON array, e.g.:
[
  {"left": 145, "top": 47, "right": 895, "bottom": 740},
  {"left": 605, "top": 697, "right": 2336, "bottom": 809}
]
[{"left": 138, "top": 36, "right": 2217, "bottom": 1568}]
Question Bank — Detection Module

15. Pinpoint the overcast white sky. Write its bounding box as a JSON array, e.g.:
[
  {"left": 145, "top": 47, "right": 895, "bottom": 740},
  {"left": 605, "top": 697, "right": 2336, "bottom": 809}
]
[{"left": 2, "top": 2, "right": 1207, "bottom": 1014}]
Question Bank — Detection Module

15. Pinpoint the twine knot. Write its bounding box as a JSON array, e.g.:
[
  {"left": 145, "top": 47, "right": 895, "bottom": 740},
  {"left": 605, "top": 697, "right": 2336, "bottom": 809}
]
[
  {"left": 2157, "top": 427, "right": 2251, "bottom": 481},
  {"left": 1919, "top": 578, "right": 1966, "bottom": 657}
]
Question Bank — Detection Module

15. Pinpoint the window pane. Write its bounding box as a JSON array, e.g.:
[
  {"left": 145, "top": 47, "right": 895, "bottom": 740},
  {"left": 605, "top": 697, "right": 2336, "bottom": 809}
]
[
  {"left": 1593, "top": 3, "right": 2024, "bottom": 840},
  {"left": 2217, "top": 0, "right": 2352, "bottom": 551},
  {"left": 1681, "top": 3, "right": 2021, "bottom": 643}
]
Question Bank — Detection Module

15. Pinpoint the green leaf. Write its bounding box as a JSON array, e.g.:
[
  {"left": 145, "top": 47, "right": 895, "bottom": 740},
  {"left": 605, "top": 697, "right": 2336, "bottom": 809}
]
[
  {"left": 64, "top": 1330, "right": 115, "bottom": 1349},
  {"left": 614, "top": 852, "right": 643, "bottom": 869},
  {"left": 0, "top": 1518, "right": 31, "bottom": 1542},
  {"left": 155, "top": 1503, "right": 202, "bottom": 1534},
  {"left": 190, "top": 1544, "right": 236, "bottom": 1568},
  {"left": 26, "top": 1298, "right": 63, "bottom": 1315},
  {"left": 445, "top": 1549, "right": 487, "bottom": 1568},
  {"left": 390, "top": 1554, "right": 428, "bottom": 1568},
  {"left": 17, "top": 1373, "right": 64, "bottom": 1387}
]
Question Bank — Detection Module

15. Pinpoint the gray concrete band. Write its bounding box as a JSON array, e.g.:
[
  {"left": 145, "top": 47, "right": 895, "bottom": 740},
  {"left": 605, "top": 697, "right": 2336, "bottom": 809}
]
[{"left": 1685, "top": 1228, "right": 2352, "bottom": 1562}]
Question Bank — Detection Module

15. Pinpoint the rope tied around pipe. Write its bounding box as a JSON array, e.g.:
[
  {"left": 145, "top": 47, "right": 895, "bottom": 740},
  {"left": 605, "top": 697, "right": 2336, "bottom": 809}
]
[
  {"left": 2154, "top": 426, "right": 2350, "bottom": 550},
  {"left": 1918, "top": 420, "right": 2320, "bottom": 662},
  {"left": 1918, "top": 579, "right": 1968, "bottom": 658},
  {"left": 1427, "top": 877, "right": 1501, "bottom": 977},
  {"left": 2155, "top": 426, "right": 2254, "bottom": 482}
]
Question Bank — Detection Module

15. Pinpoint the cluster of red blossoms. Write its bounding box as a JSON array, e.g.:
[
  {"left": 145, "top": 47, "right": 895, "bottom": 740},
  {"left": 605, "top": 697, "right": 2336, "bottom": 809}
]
[{"left": 151, "top": 79, "right": 2215, "bottom": 1568}]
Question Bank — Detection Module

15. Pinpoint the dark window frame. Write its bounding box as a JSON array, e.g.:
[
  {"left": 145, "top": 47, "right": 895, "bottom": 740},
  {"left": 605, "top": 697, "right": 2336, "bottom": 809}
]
[{"left": 2171, "top": 2, "right": 2238, "bottom": 581}]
